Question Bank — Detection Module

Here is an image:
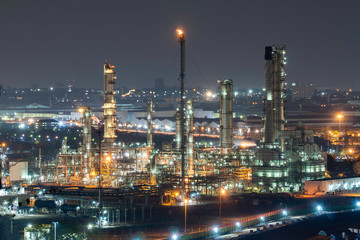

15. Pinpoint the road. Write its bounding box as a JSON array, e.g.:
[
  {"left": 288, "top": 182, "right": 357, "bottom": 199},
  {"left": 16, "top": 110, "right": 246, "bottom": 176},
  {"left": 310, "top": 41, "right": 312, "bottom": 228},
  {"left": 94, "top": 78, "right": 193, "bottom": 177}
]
[{"left": 212, "top": 210, "right": 360, "bottom": 240}]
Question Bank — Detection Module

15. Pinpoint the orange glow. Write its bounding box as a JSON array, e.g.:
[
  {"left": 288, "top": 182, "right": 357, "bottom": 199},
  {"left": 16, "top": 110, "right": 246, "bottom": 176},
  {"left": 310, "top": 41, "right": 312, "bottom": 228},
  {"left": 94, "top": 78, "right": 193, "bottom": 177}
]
[
  {"left": 176, "top": 29, "right": 184, "bottom": 36},
  {"left": 337, "top": 114, "right": 344, "bottom": 119},
  {"left": 78, "top": 108, "right": 84, "bottom": 113},
  {"left": 220, "top": 189, "right": 226, "bottom": 195},
  {"left": 175, "top": 192, "right": 179, "bottom": 197},
  {"left": 1, "top": 143, "right": 5, "bottom": 148},
  {"left": 184, "top": 199, "right": 188, "bottom": 204},
  {"left": 105, "top": 156, "right": 111, "bottom": 161}
]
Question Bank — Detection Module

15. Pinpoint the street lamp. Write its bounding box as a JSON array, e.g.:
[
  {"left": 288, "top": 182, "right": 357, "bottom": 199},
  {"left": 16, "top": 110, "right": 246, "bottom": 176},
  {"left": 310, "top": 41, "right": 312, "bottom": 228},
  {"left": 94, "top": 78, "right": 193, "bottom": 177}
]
[
  {"left": 184, "top": 199, "right": 188, "bottom": 233},
  {"left": 219, "top": 189, "right": 226, "bottom": 221},
  {"left": 316, "top": 205, "right": 323, "bottom": 214},
  {"left": 337, "top": 114, "right": 343, "bottom": 134},
  {"left": 52, "top": 222, "right": 58, "bottom": 240}
]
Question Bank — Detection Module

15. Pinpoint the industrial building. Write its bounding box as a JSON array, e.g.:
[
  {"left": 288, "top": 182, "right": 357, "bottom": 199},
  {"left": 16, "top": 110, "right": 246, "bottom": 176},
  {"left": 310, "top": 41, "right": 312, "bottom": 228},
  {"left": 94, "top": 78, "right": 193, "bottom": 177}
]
[
  {"left": 54, "top": 42, "right": 325, "bottom": 196},
  {"left": 304, "top": 176, "right": 360, "bottom": 195},
  {"left": 250, "top": 45, "right": 325, "bottom": 192}
]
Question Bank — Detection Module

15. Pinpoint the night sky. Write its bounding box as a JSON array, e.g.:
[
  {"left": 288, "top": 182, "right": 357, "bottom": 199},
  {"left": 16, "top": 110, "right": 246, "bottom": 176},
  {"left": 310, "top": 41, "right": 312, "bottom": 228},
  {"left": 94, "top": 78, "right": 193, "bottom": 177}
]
[{"left": 0, "top": 0, "right": 359, "bottom": 90}]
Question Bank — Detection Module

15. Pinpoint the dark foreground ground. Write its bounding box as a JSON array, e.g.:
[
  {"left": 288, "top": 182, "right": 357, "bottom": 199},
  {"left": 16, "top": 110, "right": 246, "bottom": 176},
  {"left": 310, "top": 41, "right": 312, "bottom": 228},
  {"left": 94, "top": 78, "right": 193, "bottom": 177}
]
[
  {"left": 239, "top": 210, "right": 360, "bottom": 240},
  {"left": 0, "top": 193, "right": 359, "bottom": 239}
]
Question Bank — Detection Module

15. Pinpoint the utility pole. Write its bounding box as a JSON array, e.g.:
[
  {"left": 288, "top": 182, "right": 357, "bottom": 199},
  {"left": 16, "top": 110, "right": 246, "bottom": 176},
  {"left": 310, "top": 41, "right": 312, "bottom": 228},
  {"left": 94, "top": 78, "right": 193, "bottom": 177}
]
[
  {"left": 98, "top": 124, "right": 102, "bottom": 228},
  {"left": 39, "top": 148, "right": 42, "bottom": 182},
  {"left": 177, "top": 29, "right": 186, "bottom": 197}
]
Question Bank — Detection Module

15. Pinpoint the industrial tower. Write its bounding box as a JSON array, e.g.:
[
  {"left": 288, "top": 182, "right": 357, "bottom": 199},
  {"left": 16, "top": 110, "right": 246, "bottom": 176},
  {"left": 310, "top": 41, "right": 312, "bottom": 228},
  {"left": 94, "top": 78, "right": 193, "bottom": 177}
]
[
  {"left": 103, "top": 62, "right": 117, "bottom": 143},
  {"left": 147, "top": 100, "right": 154, "bottom": 147},
  {"left": 218, "top": 79, "right": 233, "bottom": 154},
  {"left": 186, "top": 99, "right": 194, "bottom": 176},
  {"left": 80, "top": 107, "right": 92, "bottom": 174},
  {"left": 263, "top": 45, "right": 286, "bottom": 149}
]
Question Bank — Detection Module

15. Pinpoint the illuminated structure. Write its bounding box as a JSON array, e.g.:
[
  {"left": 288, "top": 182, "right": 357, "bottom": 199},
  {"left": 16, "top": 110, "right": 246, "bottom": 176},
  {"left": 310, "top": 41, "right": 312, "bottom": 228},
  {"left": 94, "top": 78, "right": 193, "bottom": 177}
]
[
  {"left": 186, "top": 99, "right": 194, "bottom": 176},
  {"left": 80, "top": 107, "right": 92, "bottom": 174},
  {"left": 54, "top": 37, "right": 324, "bottom": 197},
  {"left": 56, "top": 63, "right": 151, "bottom": 187},
  {"left": 218, "top": 79, "right": 233, "bottom": 154},
  {"left": 103, "top": 62, "right": 117, "bottom": 144},
  {"left": 250, "top": 45, "right": 325, "bottom": 192},
  {"left": 175, "top": 110, "right": 181, "bottom": 150},
  {"left": 147, "top": 100, "right": 153, "bottom": 147},
  {"left": 264, "top": 45, "right": 286, "bottom": 150}
]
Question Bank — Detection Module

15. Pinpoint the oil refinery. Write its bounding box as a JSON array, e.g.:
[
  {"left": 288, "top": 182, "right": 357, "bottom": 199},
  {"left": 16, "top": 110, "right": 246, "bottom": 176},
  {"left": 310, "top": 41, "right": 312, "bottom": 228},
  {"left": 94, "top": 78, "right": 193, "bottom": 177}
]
[{"left": 53, "top": 35, "right": 325, "bottom": 199}]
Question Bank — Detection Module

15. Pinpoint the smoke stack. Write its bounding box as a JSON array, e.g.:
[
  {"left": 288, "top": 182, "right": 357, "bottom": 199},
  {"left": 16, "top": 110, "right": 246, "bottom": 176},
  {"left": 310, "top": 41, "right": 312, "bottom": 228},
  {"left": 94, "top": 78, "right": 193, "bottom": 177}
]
[
  {"left": 103, "top": 62, "right": 117, "bottom": 143},
  {"left": 264, "top": 45, "right": 286, "bottom": 149},
  {"left": 218, "top": 79, "right": 233, "bottom": 154}
]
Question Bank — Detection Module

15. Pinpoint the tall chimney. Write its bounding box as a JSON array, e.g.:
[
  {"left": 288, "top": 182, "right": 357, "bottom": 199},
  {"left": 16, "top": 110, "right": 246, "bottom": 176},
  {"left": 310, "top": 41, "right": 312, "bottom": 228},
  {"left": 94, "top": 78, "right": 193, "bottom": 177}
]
[{"left": 218, "top": 79, "right": 233, "bottom": 154}]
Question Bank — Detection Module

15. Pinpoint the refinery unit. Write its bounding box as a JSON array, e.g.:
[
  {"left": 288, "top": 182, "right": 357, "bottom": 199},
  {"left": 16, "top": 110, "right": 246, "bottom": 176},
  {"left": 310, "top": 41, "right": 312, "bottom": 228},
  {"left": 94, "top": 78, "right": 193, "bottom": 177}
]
[{"left": 54, "top": 32, "right": 325, "bottom": 197}]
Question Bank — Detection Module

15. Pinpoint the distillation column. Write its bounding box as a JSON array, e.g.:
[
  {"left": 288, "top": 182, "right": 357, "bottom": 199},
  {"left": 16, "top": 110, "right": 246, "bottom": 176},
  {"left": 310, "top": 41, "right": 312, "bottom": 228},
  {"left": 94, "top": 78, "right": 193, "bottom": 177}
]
[
  {"left": 175, "top": 109, "right": 181, "bottom": 150},
  {"left": 103, "top": 62, "right": 117, "bottom": 144},
  {"left": 147, "top": 100, "right": 154, "bottom": 147},
  {"left": 264, "top": 45, "right": 286, "bottom": 149},
  {"left": 81, "top": 107, "right": 92, "bottom": 174},
  {"left": 186, "top": 99, "right": 194, "bottom": 176},
  {"left": 218, "top": 79, "right": 233, "bottom": 154}
]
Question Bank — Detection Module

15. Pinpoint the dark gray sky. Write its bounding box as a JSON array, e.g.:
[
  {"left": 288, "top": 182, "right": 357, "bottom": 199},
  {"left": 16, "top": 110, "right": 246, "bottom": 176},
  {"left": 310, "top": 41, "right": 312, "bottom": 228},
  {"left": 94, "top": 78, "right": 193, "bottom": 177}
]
[{"left": 0, "top": 0, "right": 359, "bottom": 90}]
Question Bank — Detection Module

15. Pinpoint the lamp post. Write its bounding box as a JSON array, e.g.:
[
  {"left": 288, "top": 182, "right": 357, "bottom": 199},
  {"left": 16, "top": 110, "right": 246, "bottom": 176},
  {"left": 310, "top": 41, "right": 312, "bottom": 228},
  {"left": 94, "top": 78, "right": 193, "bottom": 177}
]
[
  {"left": 184, "top": 199, "right": 188, "bottom": 233},
  {"left": 52, "top": 222, "right": 58, "bottom": 240},
  {"left": 337, "top": 114, "right": 344, "bottom": 153},
  {"left": 97, "top": 123, "right": 102, "bottom": 228},
  {"left": 337, "top": 114, "right": 343, "bottom": 134},
  {"left": 219, "top": 189, "right": 225, "bottom": 223}
]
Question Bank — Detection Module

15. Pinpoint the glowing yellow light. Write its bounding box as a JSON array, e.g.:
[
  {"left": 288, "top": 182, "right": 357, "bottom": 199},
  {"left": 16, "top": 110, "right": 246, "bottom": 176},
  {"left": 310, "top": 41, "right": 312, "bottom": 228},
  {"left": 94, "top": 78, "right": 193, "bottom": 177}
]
[
  {"left": 1, "top": 143, "right": 6, "bottom": 148},
  {"left": 78, "top": 108, "right": 84, "bottom": 113},
  {"left": 176, "top": 29, "right": 184, "bottom": 35},
  {"left": 184, "top": 199, "right": 188, "bottom": 204},
  {"left": 221, "top": 189, "right": 226, "bottom": 195},
  {"left": 175, "top": 192, "right": 179, "bottom": 197},
  {"left": 105, "top": 156, "right": 111, "bottom": 161},
  {"left": 337, "top": 114, "right": 343, "bottom": 119},
  {"left": 349, "top": 149, "right": 354, "bottom": 154}
]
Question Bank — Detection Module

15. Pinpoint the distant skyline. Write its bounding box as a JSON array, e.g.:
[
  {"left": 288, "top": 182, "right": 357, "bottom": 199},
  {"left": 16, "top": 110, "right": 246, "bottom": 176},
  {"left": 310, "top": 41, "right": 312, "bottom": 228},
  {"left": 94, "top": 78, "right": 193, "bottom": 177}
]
[{"left": 0, "top": 0, "right": 359, "bottom": 90}]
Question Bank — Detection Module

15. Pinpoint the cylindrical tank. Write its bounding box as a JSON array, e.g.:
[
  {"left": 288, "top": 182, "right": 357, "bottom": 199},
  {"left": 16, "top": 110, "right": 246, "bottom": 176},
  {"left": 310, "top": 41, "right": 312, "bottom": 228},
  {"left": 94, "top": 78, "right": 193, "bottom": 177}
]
[{"left": 218, "top": 79, "right": 233, "bottom": 154}]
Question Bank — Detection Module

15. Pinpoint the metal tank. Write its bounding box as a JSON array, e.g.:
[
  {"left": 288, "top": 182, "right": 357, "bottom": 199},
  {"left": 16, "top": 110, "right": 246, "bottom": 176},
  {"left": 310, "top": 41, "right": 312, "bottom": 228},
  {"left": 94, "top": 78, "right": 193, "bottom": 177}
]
[
  {"left": 218, "top": 79, "right": 233, "bottom": 154},
  {"left": 103, "top": 62, "right": 117, "bottom": 143}
]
